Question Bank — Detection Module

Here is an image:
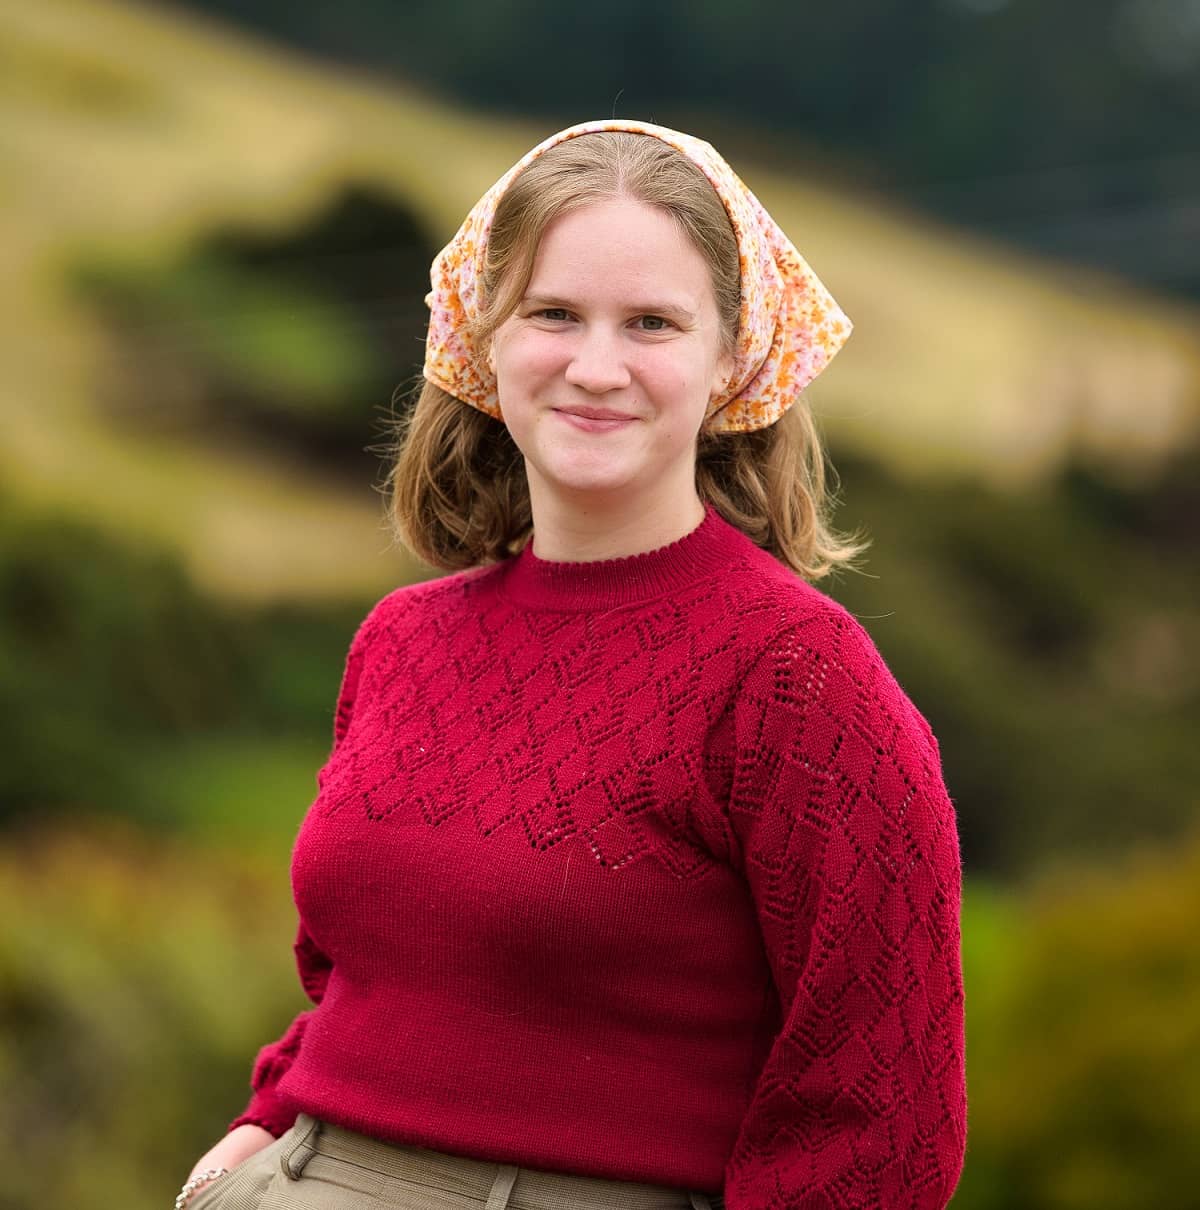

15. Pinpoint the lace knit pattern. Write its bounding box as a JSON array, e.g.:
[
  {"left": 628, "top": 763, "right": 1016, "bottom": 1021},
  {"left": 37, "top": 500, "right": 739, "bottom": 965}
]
[{"left": 231, "top": 504, "right": 967, "bottom": 1208}]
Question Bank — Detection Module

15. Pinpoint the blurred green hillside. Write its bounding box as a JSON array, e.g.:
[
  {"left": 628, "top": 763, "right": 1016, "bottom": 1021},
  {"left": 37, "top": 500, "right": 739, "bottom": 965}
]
[
  {"left": 2, "top": 3, "right": 1199, "bottom": 1208},
  {"left": 182, "top": 0, "right": 1200, "bottom": 306},
  {"left": 3, "top": 0, "right": 1199, "bottom": 603}
]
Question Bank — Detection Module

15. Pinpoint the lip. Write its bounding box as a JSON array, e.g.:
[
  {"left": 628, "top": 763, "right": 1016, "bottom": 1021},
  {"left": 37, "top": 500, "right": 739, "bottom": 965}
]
[
  {"left": 553, "top": 407, "right": 638, "bottom": 434},
  {"left": 554, "top": 407, "right": 637, "bottom": 421}
]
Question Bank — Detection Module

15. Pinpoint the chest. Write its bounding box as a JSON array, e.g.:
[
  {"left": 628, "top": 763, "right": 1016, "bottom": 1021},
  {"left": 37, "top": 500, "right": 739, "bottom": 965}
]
[{"left": 318, "top": 606, "right": 745, "bottom": 856}]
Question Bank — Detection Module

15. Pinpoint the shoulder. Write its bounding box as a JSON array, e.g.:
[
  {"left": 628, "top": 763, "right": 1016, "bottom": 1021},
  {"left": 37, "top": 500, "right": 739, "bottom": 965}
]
[
  {"left": 714, "top": 525, "right": 879, "bottom": 666},
  {"left": 347, "top": 562, "right": 506, "bottom": 649},
  {"left": 720, "top": 538, "right": 941, "bottom": 759}
]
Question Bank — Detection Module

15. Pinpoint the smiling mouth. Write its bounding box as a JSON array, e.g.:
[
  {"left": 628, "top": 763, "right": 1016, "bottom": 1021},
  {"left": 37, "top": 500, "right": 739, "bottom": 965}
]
[
  {"left": 554, "top": 408, "right": 637, "bottom": 421},
  {"left": 554, "top": 409, "right": 637, "bottom": 432}
]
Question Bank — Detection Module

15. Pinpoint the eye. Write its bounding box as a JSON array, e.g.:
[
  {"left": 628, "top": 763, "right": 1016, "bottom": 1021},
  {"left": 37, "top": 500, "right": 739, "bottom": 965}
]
[
  {"left": 636, "top": 315, "right": 672, "bottom": 332},
  {"left": 536, "top": 307, "right": 571, "bottom": 322}
]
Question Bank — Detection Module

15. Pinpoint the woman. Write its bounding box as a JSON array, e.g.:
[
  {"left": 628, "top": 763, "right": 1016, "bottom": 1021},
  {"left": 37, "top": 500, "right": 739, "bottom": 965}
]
[{"left": 179, "top": 119, "right": 967, "bottom": 1210}]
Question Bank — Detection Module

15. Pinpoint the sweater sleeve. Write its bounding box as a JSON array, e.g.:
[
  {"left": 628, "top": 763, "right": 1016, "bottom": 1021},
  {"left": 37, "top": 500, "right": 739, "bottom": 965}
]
[
  {"left": 724, "top": 610, "right": 967, "bottom": 1210},
  {"left": 227, "top": 605, "right": 378, "bottom": 1137}
]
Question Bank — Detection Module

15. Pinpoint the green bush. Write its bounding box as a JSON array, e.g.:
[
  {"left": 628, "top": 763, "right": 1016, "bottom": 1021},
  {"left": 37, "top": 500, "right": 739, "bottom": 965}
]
[
  {"left": 0, "top": 499, "right": 372, "bottom": 829},
  {"left": 955, "top": 831, "right": 1200, "bottom": 1209},
  {"left": 0, "top": 818, "right": 301, "bottom": 1210}
]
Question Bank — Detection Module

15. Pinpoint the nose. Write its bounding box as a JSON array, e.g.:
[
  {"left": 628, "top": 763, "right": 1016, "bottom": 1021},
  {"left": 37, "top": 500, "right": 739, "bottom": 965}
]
[{"left": 563, "top": 326, "right": 632, "bottom": 394}]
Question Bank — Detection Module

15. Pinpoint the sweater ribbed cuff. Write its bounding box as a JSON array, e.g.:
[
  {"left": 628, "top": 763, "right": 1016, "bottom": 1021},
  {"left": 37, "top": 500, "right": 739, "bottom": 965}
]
[{"left": 228, "top": 1092, "right": 297, "bottom": 1139}]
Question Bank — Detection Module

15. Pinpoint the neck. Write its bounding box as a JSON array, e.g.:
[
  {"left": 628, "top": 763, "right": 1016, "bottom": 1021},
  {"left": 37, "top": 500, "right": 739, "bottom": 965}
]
[
  {"left": 526, "top": 479, "right": 707, "bottom": 564},
  {"left": 502, "top": 498, "right": 736, "bottom": 611}
]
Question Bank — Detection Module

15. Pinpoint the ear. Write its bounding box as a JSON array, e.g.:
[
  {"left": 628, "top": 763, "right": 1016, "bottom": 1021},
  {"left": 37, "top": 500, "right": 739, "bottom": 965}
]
[{"left": 711, "top": 348, "right": 735, "bottom": 398}]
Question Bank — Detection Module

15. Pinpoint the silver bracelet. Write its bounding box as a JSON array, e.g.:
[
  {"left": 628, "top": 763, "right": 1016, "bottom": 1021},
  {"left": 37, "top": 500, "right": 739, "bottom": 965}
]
[{"left": 175, "top": 1167, "right": 228, "bottom": 1208}]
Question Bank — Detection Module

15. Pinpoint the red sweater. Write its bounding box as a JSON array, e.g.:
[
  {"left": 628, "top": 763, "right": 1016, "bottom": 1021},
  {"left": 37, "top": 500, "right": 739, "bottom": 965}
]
[{"left": 232, "top": 503, "right": 967, "bottom": 1208}]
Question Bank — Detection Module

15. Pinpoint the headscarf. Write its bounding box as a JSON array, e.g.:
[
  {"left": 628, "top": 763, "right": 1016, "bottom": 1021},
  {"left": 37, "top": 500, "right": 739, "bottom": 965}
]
[{"left": 423, "top": 119, "right": 852, "bottom": 433}]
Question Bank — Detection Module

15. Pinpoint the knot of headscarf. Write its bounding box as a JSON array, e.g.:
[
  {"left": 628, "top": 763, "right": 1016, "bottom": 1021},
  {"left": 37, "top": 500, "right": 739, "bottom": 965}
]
[{"left": 423, "top": 118, "right": 852, "bottom": 433}]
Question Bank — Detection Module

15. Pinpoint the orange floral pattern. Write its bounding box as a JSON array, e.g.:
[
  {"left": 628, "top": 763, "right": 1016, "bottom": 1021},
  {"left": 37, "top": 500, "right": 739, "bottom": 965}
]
[{"left": 423, "top": 119, "right": 852, "bottom": 433}]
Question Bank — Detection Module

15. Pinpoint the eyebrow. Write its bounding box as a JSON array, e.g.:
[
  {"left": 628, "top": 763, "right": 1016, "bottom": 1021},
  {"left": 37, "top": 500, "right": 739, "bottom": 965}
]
[{"left": 522, "top": 294, "right": 698, "bottom": 324}]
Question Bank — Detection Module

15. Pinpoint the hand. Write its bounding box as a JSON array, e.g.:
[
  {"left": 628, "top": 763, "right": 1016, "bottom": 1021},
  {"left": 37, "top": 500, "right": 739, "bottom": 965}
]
[{"left": 187, "top": 1123, "right": 276, "bottom": 1186}]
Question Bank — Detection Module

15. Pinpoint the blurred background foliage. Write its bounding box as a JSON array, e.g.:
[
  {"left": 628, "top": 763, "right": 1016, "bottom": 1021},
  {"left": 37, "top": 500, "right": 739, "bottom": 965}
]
[
  {"left": 1, "top": 1, "right": 1198, "bottom": 1207},
  {"left": 172, "top": 0, "right": 1200, "bottom": 303}
]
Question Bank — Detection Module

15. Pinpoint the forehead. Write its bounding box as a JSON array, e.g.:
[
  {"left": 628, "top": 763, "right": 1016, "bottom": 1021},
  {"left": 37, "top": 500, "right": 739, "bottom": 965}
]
[{"left": 528, "top": 198, "right": 716, "bottom": 307}]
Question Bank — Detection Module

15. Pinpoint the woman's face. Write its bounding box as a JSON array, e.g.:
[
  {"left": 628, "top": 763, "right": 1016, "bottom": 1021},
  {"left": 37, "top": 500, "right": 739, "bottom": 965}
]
[{"left": 491, "top": 197, "right": 733, "bottom": 516}]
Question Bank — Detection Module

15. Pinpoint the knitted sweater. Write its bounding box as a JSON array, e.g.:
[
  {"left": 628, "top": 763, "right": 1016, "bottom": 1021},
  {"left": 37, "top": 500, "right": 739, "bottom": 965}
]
[{"left": 231, "top": 503, "right": 967, "bottom": 1208}]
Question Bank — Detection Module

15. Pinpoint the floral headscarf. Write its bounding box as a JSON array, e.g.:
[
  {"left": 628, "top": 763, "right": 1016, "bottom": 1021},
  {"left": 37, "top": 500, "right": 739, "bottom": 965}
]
[{"left": 423, "top": 119, "right": 852, "bottom": 433}]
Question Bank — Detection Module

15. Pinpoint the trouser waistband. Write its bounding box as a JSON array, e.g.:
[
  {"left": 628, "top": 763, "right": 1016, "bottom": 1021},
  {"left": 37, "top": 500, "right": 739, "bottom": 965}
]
[{"left": 278, "top": 1114, "right": 723, "bottom": 1209}]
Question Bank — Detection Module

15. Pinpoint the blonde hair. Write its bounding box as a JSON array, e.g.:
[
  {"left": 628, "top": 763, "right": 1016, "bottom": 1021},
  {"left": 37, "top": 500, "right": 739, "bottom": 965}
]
[{"left": 388, "top": 132, "right": 869, "bottom": 580}]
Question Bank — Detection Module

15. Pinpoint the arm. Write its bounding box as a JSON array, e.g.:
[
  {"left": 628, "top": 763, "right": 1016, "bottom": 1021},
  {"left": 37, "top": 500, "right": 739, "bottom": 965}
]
[
  {"left": 226, "top": 604, "right": 378, "bottom": 1136},
  {"left": 725, "top": 611, "right": 967, "bottom": 1210}
]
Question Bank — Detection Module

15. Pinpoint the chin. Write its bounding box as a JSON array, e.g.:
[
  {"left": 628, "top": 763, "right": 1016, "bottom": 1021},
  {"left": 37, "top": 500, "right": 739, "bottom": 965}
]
[
  {"left": 551, "top": 477, "right": 635, "bottom": 499},
  {"left": 539, "top": 458, "right": 639, "bottom": 493}
]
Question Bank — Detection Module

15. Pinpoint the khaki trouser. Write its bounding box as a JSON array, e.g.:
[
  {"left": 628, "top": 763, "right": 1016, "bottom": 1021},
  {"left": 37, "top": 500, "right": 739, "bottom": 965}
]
[{"left": 189, "top": 1114, "right": 725, "bottom": 1209}]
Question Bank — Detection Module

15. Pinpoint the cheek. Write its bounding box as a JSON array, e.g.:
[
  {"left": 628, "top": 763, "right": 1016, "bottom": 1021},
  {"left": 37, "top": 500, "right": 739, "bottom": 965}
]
[
  {"left": 495, "top": 331, "right": 564, "bottom": 396},
  {"left": 634, "top": 352, "right": 711, "bottom": 412}
]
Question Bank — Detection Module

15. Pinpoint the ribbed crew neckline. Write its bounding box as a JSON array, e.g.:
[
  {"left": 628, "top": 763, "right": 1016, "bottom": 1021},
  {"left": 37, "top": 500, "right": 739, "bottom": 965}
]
[{"left": 500, "top": 502, "right": 737, "bottom": 611}]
